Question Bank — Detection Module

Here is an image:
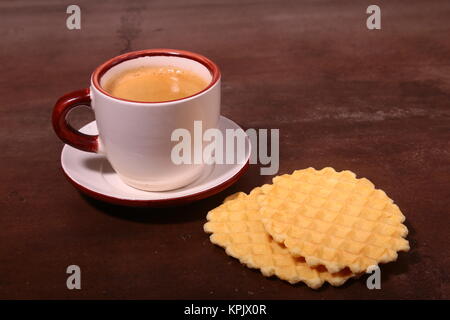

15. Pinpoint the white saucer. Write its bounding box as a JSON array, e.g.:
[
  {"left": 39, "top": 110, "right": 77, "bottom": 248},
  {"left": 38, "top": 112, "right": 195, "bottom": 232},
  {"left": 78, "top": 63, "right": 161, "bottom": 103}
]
[{"left": 61, "top": 116, "right": 250, "bottom": 207}]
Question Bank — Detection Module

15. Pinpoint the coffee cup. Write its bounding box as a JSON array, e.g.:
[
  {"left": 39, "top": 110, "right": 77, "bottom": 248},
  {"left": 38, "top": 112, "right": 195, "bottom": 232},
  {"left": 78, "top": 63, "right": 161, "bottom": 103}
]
[{"left": 52, "top": 49, "right": 221, "bottom": 191}]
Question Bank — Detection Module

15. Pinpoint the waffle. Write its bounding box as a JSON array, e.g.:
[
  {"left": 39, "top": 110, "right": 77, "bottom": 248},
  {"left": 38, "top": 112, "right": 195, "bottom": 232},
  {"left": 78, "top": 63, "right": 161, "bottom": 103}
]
[
  {"left": 204, "top": 185, "right": 354, "bottom": 289},
  {"left": 260, "top": 167, "right": 410, "bottom": 274}
]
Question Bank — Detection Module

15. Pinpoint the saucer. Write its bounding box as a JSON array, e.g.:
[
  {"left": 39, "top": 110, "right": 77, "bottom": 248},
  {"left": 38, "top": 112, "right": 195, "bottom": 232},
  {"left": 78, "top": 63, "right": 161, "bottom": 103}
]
[{"left": 61, "top": 116, "right": 250, "bottom": 207}]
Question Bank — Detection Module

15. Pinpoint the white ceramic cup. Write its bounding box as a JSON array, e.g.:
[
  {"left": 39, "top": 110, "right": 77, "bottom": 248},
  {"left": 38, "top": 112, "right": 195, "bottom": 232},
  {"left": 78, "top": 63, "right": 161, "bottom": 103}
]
[{"left": 53, "top": 49, "right": 221, "bottom": 191}]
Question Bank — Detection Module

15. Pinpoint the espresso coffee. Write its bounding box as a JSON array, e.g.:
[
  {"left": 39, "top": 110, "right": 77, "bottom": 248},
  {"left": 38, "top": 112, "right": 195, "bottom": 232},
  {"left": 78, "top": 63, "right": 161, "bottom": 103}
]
[{"left": 103, "top": 66, "right": 209, "bottom": 102}]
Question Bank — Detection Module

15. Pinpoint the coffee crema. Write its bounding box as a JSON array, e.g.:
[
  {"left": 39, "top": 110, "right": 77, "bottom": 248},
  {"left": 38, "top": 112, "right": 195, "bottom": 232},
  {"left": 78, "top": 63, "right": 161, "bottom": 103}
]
[{"left": 103, "top": 66, "right": 209, "bottom": 102}]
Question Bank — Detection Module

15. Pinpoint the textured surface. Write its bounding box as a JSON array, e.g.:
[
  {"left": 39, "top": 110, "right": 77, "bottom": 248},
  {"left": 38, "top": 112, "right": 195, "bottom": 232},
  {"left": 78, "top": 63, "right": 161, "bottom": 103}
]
[
  {"left": 204, "top": 186, "right": 354, "bottom": 289},
  {"left": 261, "top": 167, "right": 409, "bottom": 274},
  {"left": 0, "top": 0, "right": 449, "bottom": 299}
]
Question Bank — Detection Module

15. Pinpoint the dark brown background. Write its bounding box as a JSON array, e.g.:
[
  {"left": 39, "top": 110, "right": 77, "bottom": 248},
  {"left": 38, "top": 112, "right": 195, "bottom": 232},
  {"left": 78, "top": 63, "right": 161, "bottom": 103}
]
[{"left": 1, "top": 0, "right": 449, "bottom": 299}]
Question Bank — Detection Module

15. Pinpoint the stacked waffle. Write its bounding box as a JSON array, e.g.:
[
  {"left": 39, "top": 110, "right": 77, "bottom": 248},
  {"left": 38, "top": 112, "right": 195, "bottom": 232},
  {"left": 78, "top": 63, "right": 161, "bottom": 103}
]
[{"left": 204, "top": 167, "right": 409, "bottom": 289}]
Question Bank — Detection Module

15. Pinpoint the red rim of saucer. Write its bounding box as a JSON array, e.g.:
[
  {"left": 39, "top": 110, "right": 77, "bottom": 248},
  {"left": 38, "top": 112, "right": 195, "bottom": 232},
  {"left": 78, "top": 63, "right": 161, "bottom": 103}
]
[
  {"left": 92, "top": 49, "right": 221, "bottom": 104},
  {"left": 62, "top": 161, "right": 249, "bottom": 207}
]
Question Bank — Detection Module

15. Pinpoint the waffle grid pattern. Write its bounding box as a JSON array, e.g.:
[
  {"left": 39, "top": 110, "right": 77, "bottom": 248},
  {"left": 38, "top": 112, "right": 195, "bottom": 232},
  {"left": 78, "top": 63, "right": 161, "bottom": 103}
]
[
  {"left": 204, "top": 187, "right": 354, "bottom": 289},
  {"left": 261, "top": 167, "right": 410, "bottom": 273}
]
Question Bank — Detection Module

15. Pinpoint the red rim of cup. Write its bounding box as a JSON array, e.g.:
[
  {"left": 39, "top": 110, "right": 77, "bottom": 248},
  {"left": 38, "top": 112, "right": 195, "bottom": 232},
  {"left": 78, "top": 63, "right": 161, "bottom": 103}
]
[{"left": 91, "top": 48, "right": 221, "bottom": 104}]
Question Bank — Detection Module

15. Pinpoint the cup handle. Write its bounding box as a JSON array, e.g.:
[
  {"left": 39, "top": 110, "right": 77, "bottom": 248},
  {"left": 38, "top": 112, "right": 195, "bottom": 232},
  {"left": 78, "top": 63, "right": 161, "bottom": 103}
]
[{"left": 52, "top": 88, "right": 100, "bottom": 153}]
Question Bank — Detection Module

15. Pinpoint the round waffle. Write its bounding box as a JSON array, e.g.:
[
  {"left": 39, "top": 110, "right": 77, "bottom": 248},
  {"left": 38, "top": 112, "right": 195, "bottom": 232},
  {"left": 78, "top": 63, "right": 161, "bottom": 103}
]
[{"left": 260, "top": 167, "right": 410, "bottom": 274}]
